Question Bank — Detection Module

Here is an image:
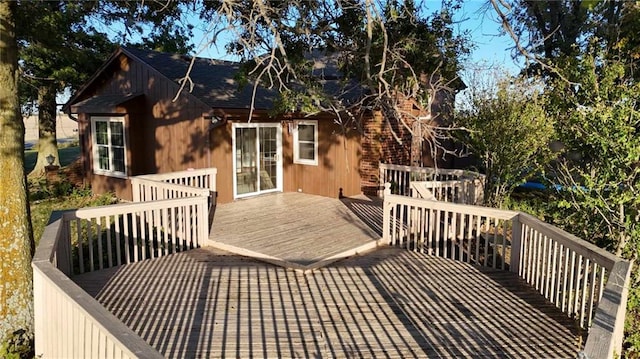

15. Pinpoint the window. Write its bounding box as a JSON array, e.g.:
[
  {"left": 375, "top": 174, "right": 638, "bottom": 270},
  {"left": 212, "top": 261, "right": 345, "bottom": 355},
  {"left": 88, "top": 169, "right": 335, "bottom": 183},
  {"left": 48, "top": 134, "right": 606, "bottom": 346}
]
[
  {"left": 91, "top": 116, "right": 127, "bottom": 177},
  {"left": 293, "top": 120, "right": 318, "bottom": 165}
]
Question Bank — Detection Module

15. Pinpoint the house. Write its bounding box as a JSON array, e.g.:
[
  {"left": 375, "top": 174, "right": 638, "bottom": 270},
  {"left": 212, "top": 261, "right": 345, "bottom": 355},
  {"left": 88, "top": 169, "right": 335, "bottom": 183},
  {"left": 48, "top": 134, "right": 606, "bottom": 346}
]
[{"left": 64, "top": 47, "right": 453, "bottom": 203}]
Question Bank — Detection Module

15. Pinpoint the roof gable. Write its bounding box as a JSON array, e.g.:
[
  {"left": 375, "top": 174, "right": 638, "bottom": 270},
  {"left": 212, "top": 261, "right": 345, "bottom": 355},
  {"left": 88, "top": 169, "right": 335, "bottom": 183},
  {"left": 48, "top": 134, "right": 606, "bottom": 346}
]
[{"left": 121, "top": 47, "right": 278, "bottom": 110}]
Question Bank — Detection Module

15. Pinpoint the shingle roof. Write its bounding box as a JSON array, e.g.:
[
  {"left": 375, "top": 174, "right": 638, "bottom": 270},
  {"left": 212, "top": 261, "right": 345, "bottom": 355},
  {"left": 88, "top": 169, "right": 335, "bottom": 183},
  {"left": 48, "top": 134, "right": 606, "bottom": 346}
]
[
  {"left": 122, "top": 47, "right": 366, "bottom": 111},
  {"left": 122, "top": 47, "right": 278, "bottom": 110},
  {"left": 69, "top": 92, "right": 143, "bottom": 113}
]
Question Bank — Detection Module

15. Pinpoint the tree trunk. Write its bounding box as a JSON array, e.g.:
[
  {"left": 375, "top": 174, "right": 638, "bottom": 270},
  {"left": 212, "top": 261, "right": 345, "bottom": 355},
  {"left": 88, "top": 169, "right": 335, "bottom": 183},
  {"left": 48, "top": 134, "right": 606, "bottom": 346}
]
[
  {"left": 0, "top": 0, "right": 35, "bottom": 350},
  {"left": 29, "top": 82, "right": 59, "bottom": 177}
]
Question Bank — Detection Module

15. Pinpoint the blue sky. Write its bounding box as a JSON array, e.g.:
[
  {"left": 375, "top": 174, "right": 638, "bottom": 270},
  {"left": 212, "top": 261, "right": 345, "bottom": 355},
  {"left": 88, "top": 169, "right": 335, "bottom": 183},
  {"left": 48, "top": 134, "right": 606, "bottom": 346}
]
[
  {"left": 455, "top": 1, "right": 522, "bottom": 75},
  {"left": 189, "top": 1, "right": 523, "bottom": 75},
  {"left": 58, "top": 1, "right": 521, "bottom": 105}
]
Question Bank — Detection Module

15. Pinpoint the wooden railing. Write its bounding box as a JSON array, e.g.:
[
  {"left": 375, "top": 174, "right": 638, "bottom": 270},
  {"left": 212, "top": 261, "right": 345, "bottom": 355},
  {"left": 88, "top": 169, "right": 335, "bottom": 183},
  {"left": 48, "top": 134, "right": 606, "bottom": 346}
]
[
  {"left": 379, "top": 163, "right": 485, "bottom": 200},
  {"left": 32, "top": 168, "right": 217, "bottom": 357},
  {"left": 383, "top": 184, "right": 518, "bottom": 269},
  {"left": 382, "top": 183, "right": 632, "bottom": 358},
  {"left": 131, "top": 177, "right": 211, "bottom": 202},
  {"left": 33, "top": 212, "right": 164, "bottom": 358},
  {"left": 410, "top": 179, "right": 483, "bottom": 205},
  {"left": 134, "top": 168, "right": 217, "bottom": 194},
  {"left": 57, "top": 197, "right": 209, "bottom": 275}
]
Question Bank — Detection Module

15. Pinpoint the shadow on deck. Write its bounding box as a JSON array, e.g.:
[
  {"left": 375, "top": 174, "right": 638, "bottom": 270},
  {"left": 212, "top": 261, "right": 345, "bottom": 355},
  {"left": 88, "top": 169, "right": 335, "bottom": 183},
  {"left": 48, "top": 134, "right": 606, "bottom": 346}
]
[
  {"left": 71, "top": 193, "right": 582, "bottom": 358},
  {"left": 73, "top": 246, "right": 581, "bottom": 358}
]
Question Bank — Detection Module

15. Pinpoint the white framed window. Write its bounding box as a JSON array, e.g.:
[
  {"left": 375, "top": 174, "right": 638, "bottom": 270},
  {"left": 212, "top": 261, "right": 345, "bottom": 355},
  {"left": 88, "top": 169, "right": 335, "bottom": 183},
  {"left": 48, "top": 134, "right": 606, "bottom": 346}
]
[
  {"left": 91, "top": 116, "right": 127, "bottom": 177},
  {"left": 293, "top": 120, "right": 318, "bottom": 165}
]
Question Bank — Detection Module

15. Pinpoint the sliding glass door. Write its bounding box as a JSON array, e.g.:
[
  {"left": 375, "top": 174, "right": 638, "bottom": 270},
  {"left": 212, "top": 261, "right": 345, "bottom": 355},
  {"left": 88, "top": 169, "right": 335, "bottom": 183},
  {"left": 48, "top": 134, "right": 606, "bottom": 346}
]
[{"left": 233, "top": 123, "right": 282, "bottom": 198}]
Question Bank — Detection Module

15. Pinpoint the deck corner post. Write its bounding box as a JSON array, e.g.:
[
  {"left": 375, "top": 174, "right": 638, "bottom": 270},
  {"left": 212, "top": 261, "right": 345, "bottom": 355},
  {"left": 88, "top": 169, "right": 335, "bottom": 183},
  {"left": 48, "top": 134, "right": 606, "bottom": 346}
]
[
  {"left": 582, "top": 260, "right": 632, "bottom": 359},
  {"left": 510, "top": 213, "right": 522, "bottom": 274},
  {"left": 208, "top": 167, "right": 217, "bottom": 192},
  {"left": 382, "top": 182, "right": 392, "bottom": 244},
  {"left": 378, "top": 163, "right": 386, "bottom": 198},
  {"left": 383, "top": 182, "right": 391, "bottom": 198}
]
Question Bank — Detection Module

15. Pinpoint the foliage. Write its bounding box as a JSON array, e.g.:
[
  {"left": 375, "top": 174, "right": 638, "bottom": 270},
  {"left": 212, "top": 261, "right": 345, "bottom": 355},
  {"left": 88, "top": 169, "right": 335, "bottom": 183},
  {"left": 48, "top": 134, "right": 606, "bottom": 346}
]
[
  {"left": 454, "top": 74, "right": 556, "bottom": 207},
  {"left": 199, "top": 0, "right": 470, "bottom": 148},
  {"left": 30, "top": 186, "right": 116, "bottom": 248},
  {"left": 547, "top": 58, "right": 640, "bottom": 356},
  {"left": 545, "top": 57, "right": 640, "bottom": 254},
  {"left": 489, "top": 3, "right": 640, "bottom": 353},
  {"left": 0, "top": 329, "right": 33, "bottom": 359}
]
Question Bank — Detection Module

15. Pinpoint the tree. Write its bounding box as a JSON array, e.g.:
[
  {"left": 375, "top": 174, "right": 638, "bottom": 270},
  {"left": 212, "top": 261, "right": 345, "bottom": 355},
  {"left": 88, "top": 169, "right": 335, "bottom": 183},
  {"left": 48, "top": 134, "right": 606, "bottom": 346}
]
[
  {"left": 17, "top": 1, "right": 193, "bottom": 177},
  {"left": 489, "top": 1, "right": 640, "bottom": 355},
  {"left": 196, "top": 0, "right": 469, "bottom": 161},
  {"left": 454, "top": 71, "right": 555, "bottom": 207},
  {"left": 0, "top": 0, "right": 34, "bottom": 356}
]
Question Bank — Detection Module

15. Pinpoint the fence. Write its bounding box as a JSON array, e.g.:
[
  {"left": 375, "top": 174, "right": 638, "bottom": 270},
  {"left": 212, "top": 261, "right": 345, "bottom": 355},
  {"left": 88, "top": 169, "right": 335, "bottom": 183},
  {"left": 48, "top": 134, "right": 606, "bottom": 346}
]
[
  {"left": 379, "top": 163, "right": 485, "bottom": 201},
  {"left": 32, "top": 168, "right": 217, "bottom": 357},
  {"left": 381, "top": 183, "right": 631, "bottom": 358}
]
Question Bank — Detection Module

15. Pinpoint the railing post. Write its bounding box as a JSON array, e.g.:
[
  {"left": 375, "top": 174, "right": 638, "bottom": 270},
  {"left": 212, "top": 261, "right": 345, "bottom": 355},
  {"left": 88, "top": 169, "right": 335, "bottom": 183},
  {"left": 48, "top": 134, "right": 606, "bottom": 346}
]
[
  {"left": 208, "top": 167, "right": 217, "bottom": 192},
  {"left": 510, "top": 214, "right": 522, "bottom": 274},
  {"left": 382, "top": 182, "right": 392, "bottom": 244},
  {"left": 199, "top": 196, "right": 209, "bottom": 245},
  {"left": 378, "top": 163, "right": 385, "bottom": 198},
  {"left": 581, "top": 260, "right": 632, "bottom": 359},
  {"left": 131, "top": 178, "right": 140, "bottom": 202},
  {"left": 473, "top": 178, "right": 484, "bottom": 205}
]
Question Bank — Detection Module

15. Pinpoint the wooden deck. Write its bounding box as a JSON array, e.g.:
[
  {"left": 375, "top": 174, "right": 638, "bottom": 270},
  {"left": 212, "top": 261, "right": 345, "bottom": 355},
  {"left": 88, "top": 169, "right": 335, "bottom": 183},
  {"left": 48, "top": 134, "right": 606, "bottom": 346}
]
[
  {"left": 73, "top": 246, "right": 581, "bottom": 358},
  {"left": 208, "top": 193, "right": 383, "bottom": 270},
  {"left": 71, "top": 193, "right": 582, "bottom": 357}
]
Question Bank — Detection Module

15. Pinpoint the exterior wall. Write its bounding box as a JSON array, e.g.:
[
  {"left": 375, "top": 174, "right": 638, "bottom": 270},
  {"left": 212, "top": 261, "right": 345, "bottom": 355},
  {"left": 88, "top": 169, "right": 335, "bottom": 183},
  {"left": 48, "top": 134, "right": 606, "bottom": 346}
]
[
  {"left": 210, "top": 117, "right": 362, "bottom": 204},
  {"left": 209, "top": 122, "right": 233, "bottom": 204},
  {"left": 75, "top": 54, "right": 213, "bottom": 201},
  {"left": 73, "top": 51, "right": 458, "bottom": 203},
  {"left": 282, "top": 119, "right": 361, "bottom": 199},
  {"left": 360, "top": 98, "right": 429, "bottom": 195}
]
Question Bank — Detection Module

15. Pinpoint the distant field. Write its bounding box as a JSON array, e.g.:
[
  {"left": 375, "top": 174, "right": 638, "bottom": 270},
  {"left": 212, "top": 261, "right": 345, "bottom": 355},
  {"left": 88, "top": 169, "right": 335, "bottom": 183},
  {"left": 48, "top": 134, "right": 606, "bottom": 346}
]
[{"left": 24, "top": 146, "right": 80, "bottom": 172}]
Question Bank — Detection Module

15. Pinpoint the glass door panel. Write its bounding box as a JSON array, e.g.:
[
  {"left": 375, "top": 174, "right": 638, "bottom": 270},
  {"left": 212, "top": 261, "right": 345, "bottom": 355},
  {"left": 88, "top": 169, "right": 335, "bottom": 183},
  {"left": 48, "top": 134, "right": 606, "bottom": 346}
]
[
  {"left": 259, "top": 127, "right": 278, "bottom": 191},
  {"left": 233, "top": 124, "right": 281, "bottom": 198},
  {"left": 235, "top": 127, "right": 257, "bottom": 195}
]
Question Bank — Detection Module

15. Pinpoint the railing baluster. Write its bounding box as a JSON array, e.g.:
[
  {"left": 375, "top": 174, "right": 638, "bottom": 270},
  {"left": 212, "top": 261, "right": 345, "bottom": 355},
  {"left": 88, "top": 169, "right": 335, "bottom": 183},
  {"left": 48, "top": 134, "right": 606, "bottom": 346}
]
[
  {"left": 443, "top": 210, "right": 450, "bottom": 258},
  {"left": 579, "top": 258, "right": 590, "bottom": 327},
  {"left": 105, "top": 216, "right": 113, "bottom": 268},
  {"left": 543, "top": 235, "right": 551, "bottom": 298},
  {"left": 97, "top": 217, "right": 104, "bottom": 270},
  {"left": 435, "top": 209, "right": 442, "bottom": 257},
  {"left": 585, "top": 260, "right": 597, "bottom": 328},
  {"left": 549, "top": 240, "right": 558, "bottom": 302},
  {"left": 146, "top": 209, "right": 154, "bottom": 258},
  {"left": 561, "top": 246, "right": 570, "bottom": 312},
  {"left": 466, "top": 214, "right": 473, "bottom": 263},
  {"left": 88, "top": 219, "right": 95, "bottom": 272}
]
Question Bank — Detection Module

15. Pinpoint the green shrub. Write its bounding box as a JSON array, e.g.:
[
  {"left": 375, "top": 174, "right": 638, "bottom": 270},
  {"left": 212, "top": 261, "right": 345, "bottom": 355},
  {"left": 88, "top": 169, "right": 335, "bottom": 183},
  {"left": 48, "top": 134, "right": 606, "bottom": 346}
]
[{"left": 0, "top": 329, "right": 34, "bottom": 359}]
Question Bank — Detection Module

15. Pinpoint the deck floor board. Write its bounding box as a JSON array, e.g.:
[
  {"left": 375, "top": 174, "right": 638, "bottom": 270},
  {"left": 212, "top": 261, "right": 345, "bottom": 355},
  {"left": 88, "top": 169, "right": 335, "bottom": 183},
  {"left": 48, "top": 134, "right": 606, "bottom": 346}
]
[
  {"left": 72, "top": 193, "right": 582, "bottom": 358},
  {"left": 74, "top": 246, "right": 581, "bottom": 358},
  {"left": 208, "top": 193, "right": 382, "bottom": 267}
]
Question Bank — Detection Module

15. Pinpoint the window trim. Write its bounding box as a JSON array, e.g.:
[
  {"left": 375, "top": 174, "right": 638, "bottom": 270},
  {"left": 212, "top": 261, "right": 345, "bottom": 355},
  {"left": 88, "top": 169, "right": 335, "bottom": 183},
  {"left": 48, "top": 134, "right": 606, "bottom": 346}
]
[
  {"left": 90, "top": 116, "right": 128, "bottom": 178},
  {"left": 293, "top": 120, "right": 318, "bottom": 166}
]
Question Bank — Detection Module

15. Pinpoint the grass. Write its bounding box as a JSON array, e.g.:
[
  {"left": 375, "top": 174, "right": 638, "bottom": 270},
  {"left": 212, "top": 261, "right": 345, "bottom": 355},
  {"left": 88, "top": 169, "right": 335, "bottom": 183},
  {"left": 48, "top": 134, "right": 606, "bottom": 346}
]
[
  {"left": 30, "top": 190, "right": 117, "bottom": 247},
  {"left": 24, "top": 145, "right": 80, "bottom": 173},
  {"left": 27, "top": 145, "right": 116, "bottom": 245}
]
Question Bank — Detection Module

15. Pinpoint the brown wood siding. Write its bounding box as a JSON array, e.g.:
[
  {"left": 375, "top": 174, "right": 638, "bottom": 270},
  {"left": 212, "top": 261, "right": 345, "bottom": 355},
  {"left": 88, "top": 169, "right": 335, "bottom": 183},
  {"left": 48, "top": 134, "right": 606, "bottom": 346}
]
[
  {"left": 283, "top": 119, "right": 361, "bottom": 199},
  {"left": 74, "top": 54, "right": 214, "bottom": 201},
  {"left": 209, "top": 122, "right": 234, "bottom": 204},
  {"left": 208, "top": 118, "right": 362, "bottom": 204}
]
